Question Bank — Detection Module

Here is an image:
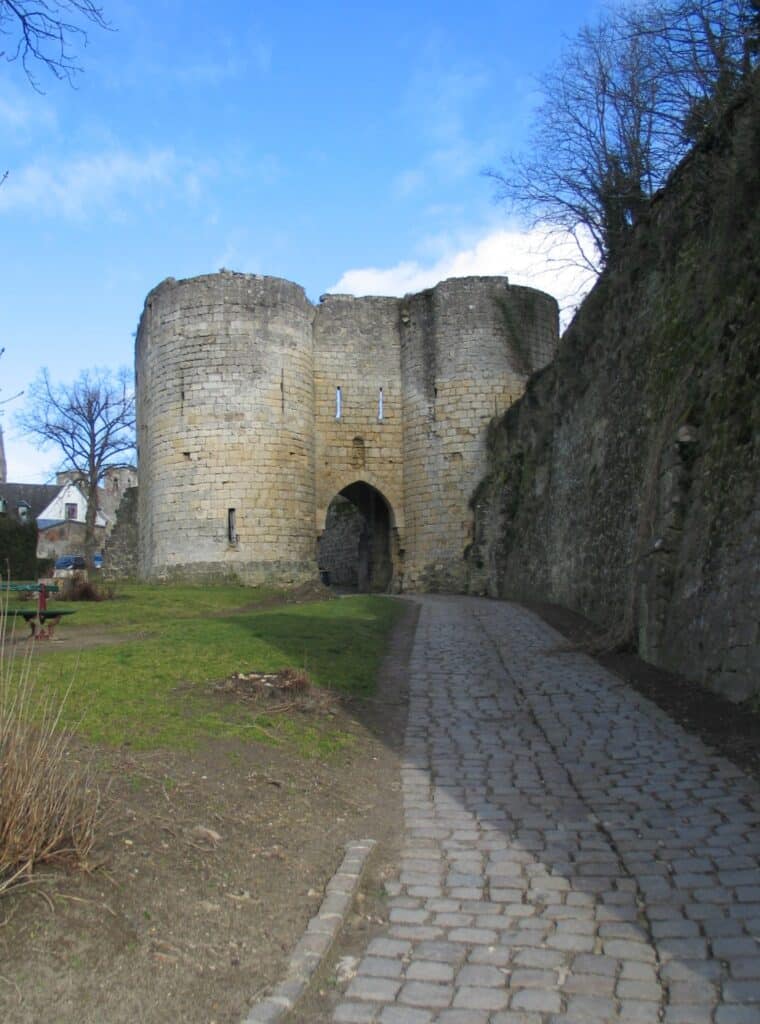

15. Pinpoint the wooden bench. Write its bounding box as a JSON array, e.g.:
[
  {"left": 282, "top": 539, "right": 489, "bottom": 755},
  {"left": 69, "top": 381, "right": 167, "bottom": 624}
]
[{"left": 1, "top": 583, "right": 75, "bottom": 640}]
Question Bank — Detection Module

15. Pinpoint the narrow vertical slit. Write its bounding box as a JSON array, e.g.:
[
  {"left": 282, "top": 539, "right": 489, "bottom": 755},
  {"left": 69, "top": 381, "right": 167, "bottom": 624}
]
[
  {"left": 336, "top": 386, "right": 342, "bottom": 420},
  {"left": 378, "top": 387, "right": 384, "bottom": 421}
]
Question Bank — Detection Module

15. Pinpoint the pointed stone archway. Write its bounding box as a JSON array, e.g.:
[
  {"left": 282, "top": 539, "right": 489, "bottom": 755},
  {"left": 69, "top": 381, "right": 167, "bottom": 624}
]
[{"left": 318, "top": 481, "right": 396, "bottom": 592}]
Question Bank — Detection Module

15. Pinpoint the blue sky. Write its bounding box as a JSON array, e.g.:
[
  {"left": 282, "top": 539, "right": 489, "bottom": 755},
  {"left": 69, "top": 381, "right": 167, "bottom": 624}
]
[{"left": 1, "top": 0, "right": 600, "bottom": 482}]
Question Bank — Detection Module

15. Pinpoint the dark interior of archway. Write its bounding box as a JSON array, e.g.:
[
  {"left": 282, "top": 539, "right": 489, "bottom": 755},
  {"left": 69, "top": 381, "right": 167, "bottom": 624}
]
[{"left": 317, "top": 483, "right": 392, "bottom": 592}]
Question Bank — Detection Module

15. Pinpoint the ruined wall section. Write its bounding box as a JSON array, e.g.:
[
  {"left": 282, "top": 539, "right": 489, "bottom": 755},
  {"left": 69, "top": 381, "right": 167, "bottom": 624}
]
[
  {"left": 401, "top": 277, "right": 558, "bottom": 590},
  {"left": 102, "top": 487, "right": 138, "bottom": 579},
  {"left": 136, "top": 273, "right": 316, "bottom": 584},
  {"left": 312, "top": 295, "right": 404, "bottom": 534}
]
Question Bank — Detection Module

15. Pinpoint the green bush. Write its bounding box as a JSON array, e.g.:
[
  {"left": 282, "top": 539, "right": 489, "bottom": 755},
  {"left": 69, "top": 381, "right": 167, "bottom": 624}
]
[{"left": 0, "top": 519, "right": 40, "bottom": 580}]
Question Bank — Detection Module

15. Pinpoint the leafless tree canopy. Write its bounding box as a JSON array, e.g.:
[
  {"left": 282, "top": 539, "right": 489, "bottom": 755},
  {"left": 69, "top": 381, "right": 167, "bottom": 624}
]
[
  {"left": 0, "top": 0, "right": 108, "bottom": 87},
  {"left": 17, "top": 368, "right": 135, "bottom": 557},
  {"left": 488, "top": 0, "right": 759, "bottom": 271}
]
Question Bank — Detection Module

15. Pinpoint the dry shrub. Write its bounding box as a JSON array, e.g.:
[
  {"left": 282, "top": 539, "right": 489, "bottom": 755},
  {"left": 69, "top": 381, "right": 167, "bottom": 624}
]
[
  {"left": 61, "top": 574, "right": 104, "bottom": 602},
  {"left": 276, "top": 667, "right": 311, "bottom": 693},
  {"left": 0, "top": 619, "right": 101, "bottom": 896}
]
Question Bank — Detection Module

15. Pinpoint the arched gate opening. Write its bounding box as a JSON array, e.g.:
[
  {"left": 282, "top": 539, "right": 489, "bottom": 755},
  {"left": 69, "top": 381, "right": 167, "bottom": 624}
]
[{"left": 318, "top": 482, "right": 395, "bottom": 592}]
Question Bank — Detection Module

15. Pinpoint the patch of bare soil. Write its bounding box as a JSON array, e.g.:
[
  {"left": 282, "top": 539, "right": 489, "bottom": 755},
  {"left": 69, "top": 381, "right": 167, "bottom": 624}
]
[
  {"left": 527, "top": 601, "right": 760, "bottom": 780},
  {"left": 0, "top": 601, "right": 417, "bottom": 1024}
]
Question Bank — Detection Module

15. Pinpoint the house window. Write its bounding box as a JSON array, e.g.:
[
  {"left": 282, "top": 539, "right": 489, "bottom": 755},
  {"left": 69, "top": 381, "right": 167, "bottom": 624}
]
[
  {"left": 65, "top": 503, "right": 78, "bottom": 520},
  {"left": 227, "top": 508, "right": 237, "bottom": 545},
  {"left": 335, "top": 386, "right": 342, "bottom": 420},
  {"left": 18, "top": 504, "right": 30, "bottom": 521}
]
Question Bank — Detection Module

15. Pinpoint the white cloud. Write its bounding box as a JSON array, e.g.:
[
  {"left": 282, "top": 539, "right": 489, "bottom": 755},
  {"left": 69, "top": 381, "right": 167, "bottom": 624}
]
[
  {"left": 329, "top": 226, "right": 597, "bottom": 329},
  {"left": 0, "top": 148, "right": 183, "bottom": 218}
]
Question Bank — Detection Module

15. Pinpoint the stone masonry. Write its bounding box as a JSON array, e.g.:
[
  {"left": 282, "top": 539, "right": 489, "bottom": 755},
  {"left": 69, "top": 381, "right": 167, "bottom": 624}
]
[
  {"left": 331, "top": 596, "right": 760, "bottom": 1023},
  {"left": 135, "top": 274, "right": 557, "bottom": 590}
]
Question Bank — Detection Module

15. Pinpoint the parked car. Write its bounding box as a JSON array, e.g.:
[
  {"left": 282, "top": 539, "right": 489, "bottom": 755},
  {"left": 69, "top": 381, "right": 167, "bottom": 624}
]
[{"left": 53, "top": 555, "right": 86, "bottom": 578}]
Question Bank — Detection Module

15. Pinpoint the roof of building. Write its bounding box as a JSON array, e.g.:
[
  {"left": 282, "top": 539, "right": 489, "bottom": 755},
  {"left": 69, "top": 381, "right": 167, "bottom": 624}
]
[{"left": 0, "top": 482, "right": 60, "bottom": 520}]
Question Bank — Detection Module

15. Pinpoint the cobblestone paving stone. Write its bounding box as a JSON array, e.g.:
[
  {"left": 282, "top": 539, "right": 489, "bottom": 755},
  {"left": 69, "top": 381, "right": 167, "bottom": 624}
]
[{"left": 330, "top": 597, "right": 760, "bottom": 1024}]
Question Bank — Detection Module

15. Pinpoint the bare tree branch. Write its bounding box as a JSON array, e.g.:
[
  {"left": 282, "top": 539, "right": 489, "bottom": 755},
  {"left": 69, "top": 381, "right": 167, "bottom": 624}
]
[{"left": 0, "top": 0, "right": 109, "bottom": 89}]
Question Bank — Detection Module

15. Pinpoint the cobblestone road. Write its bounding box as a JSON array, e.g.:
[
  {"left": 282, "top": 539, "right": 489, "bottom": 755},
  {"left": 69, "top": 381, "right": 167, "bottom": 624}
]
[{"left": 331, "top": 596, "right": 760, "bottom": 1024}]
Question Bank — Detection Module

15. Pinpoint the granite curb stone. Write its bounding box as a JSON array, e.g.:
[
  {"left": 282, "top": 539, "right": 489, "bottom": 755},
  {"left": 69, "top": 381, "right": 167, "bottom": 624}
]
[{"left": 243, "top": 839, "right": 376, "bottom": 1022}]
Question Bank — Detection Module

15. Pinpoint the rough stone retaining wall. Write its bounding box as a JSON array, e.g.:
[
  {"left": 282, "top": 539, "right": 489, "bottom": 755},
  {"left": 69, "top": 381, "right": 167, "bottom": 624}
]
[{"left": 467, "top": 78, "right": 759, "bottom": 701}]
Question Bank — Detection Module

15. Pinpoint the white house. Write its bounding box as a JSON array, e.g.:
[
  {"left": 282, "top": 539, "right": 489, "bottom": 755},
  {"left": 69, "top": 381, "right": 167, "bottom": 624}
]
[{"left": 36, "top": 481, "right": 108, "bottom": 560}]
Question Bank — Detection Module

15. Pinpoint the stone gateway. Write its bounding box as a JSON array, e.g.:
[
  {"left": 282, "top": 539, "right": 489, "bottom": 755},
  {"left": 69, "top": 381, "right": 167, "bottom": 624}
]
[{"left": 135, "top": 272, "right": 557, "bottom": 590}]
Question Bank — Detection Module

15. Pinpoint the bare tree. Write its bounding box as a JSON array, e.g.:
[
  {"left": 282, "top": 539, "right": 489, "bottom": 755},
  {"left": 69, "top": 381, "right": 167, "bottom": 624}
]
[
  {"left": 17, "top": 368, "right": 135, "bottom": 561},
  {"left": 0, "top": 0, "right": 109, "bottom": 88},
  {"left": 628, "top": 0, "right": 758, "bottom": 139},
  {"left": 488, "top": 0, "right": 758, "bottom": 271},
  {"left": 488, "top": 14, "right": 672, "bottom": 269}
]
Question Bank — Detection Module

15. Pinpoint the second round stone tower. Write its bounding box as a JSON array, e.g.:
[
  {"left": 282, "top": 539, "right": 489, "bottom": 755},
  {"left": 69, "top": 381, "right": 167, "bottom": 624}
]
[{"left": 136, "top": 271, "right": 559, "bottom": 587}]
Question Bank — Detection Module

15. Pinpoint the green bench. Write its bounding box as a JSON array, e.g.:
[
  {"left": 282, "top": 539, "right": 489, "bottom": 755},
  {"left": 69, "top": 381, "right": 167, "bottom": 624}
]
[{"left": 1, "top": 582, "right": 75, "bottom": 640}]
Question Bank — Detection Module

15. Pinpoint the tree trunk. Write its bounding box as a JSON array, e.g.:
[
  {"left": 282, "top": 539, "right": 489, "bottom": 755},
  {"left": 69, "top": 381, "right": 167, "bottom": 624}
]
[{"left": 84, "top": 477, "right": 99, "bottom": 569}]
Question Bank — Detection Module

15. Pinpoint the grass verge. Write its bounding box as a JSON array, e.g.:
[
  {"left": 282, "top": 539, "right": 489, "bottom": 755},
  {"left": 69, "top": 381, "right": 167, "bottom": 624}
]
[{"left": 17, "top": 585, "right": 404, "bottom": 751}]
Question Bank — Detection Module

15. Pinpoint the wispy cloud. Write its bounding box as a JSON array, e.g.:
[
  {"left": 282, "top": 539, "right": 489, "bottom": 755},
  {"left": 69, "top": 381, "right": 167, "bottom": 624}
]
[
  {"left": 0, "top": 82, "right": 56, "bottom": 132},
  {"left": 0, "top": 148, "right": 198, "bottom": 218},
  {"left": 171, "top": 56, "right": 246, "bottom": 85},
  {"left": 392, "top": 168, "right": 426, "bottom": 198},
  {"left": 169, "top": 37, "right": 270, "bottom": 83},
  {"left": 405, "top": 62, "right": 489, "bottom": 145},
  {"left": 394, "top": 53, "right": 502, "bottom": 196},
  {"left": 328, "top": 226, "right": 597, "bottom": 328}
]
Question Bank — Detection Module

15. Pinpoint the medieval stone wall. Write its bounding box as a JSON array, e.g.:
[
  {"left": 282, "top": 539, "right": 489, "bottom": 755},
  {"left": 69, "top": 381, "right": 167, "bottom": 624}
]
[
  {"left": 313, "top": 293, "right": 404, "bottom": 536},
  {"left": 467, "top": 78, "right": 759, "bottom": 701},
  {"left": 136, "top": 273, "right": 558, "bottom": 588}
]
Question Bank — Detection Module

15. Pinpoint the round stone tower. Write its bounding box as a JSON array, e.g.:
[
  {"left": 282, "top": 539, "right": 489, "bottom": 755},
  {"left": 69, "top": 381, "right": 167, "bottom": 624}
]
[
  {"left": 136, "top": 272, "right": 316, "bottom": 583},
  {"left": 399, "top": 277, "right": 558, "bottom": 591}
]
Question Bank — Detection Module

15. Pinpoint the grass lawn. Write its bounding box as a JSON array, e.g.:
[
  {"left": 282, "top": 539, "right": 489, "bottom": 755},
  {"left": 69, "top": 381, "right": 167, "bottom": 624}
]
[{"left": 10, "top": 583, "right": 404, "bottom": 752}]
